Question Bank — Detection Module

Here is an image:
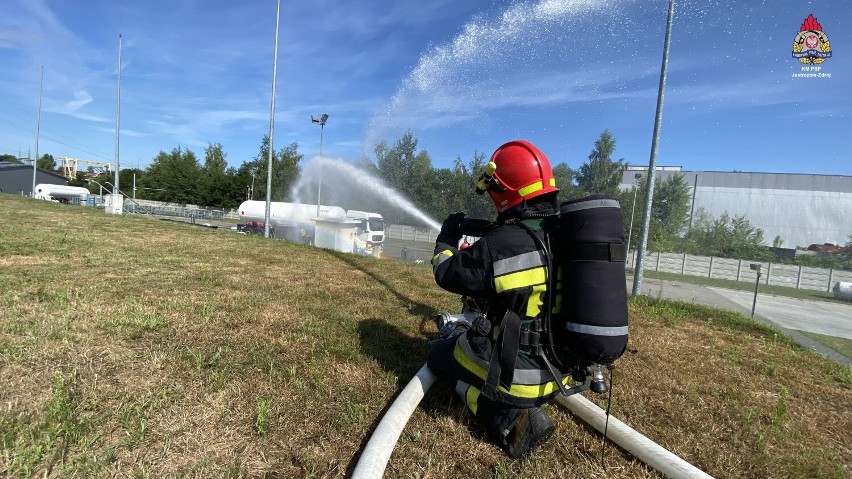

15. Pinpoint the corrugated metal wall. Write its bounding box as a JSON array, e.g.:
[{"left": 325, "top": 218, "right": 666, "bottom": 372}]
[{"left": 622, "top": 170, "right": 852, "bottom": 248}]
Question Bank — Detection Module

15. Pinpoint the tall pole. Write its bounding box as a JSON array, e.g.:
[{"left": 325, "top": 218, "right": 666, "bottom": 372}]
[
  {"left": 316, "top": 122, "right": 324, "bottom": 217},
  {"left": 751, "top": 268, "right": 761, "bottom": 318},
  {"left": 264, "top": 0, "right": 281, "bottom": 238},
  {"left": 115, "top": 34, "right": 122, "bottom": 196},
  {"left": 32, "top": 65, "right": 43, "bottom": 197},
  {"left": 626, "top": 188, "right": 638, "bottom": 263},
  {"left": 632, "top": 0, "right": 675, "bottom": 296}
]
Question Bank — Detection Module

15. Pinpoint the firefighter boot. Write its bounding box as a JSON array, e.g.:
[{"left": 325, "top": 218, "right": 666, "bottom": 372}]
[{"left": 504, "top": 407, "right": 555, "bottom": 459}]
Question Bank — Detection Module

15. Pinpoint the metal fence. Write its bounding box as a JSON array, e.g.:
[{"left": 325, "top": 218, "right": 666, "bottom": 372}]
[
  {"left": 124, "top": 202, "right": 225, "bottom": 219},
  {"left": 628, "top": 251, "right": 852, "bottom": 292},
  {"left": 385, "top": 224, "right": 439, "bottom": 243}
]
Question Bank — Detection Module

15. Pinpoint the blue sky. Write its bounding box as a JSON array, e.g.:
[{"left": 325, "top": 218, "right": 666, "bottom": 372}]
[{"left": 1, "top": 0, "right": 849, "bottom": 176}]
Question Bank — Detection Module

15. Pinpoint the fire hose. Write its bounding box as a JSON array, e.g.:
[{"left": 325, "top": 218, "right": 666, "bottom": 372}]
[{"left": 351, "top": 364, "right": 714, "bottom": 479}]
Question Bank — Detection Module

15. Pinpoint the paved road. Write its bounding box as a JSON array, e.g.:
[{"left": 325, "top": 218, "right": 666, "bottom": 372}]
[{"left": 631, "top": 275, "right": 852, "bottom": 365}]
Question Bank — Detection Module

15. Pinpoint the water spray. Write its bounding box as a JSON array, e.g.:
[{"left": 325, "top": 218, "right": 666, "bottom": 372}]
[{"left": 291, "top": 156, "right": 442, "bottom": 231}]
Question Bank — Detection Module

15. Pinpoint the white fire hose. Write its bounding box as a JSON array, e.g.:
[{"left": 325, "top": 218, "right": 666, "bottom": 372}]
[
  {"left": 352, "top": 364, "right": 715, "bottom": 479},
  {"left": 351, "top": 364, "right": 437, "bottom": 479}
]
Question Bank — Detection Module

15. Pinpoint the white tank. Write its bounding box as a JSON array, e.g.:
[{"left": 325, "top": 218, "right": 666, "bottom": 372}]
[
  {"left": 833, "top": 282, "right": 852, "bottom": 302},
  {"left": 238, "top": 200, "right": 346, "bottom": 228},
  {"left": 34, "top": 184, "right": 90, "bottom": 201}
]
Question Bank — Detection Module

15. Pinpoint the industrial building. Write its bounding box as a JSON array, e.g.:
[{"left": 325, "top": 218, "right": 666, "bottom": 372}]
[
  {"left": 620, "top": 167, "right": 852, "bottom": 249},
  {"left": 0, "top": 161, "right": 68, "bottom": 197}
]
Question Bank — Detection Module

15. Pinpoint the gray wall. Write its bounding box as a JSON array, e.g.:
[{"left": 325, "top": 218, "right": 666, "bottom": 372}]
[
  {"left": 621, "top": 169, "right": 852, "bottom": 249},
  {"left": 0, "top": 163, "right": 68, "bottom": 196}
]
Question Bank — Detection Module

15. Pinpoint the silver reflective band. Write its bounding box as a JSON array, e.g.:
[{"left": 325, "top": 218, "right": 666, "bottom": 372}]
[
  {"left": 493, "top": 250, "right": 546, "bottom": 276},
  {"left": 563, "top": 322, "right": 628, "bottom": 336},
  {"left": 560, "top": 199, "right": 620, "bottom": 213}
]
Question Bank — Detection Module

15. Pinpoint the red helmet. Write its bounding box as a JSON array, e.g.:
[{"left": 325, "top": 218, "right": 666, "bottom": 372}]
[{"left": 482, "top": 140, "right": 558, "bottom": 212}]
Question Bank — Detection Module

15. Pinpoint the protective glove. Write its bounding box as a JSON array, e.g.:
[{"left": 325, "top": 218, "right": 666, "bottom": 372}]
[{"left": 437, "top": 212, "right": 465, "bottom": 247}]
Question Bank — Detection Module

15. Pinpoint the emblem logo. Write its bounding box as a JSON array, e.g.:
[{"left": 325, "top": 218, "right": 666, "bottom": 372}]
[{"left": 792, "top": 14, "right": 831, "bottom": 64}]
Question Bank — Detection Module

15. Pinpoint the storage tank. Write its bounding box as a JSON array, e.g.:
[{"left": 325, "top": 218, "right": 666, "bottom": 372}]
[
  {"left": 834, "top": 282, "right": 852, "bottom": 302},
  {"left": 238, "top": 201, "right": 347, "bottom": 242},
  {"left": 34, "top": 184, "right": 90, "bottom": 203}
]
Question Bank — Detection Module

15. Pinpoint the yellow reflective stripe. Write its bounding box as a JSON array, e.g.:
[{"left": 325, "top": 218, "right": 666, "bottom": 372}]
[
  {"left": 453, "top": 342, "right": 569, "bottom": 399},
  {"left": 526, "top": 283, "right": 546, "bottom": 317},
  {"left": 550, "top": 178, "right": 556, "bottom": 187},
  {"left": 431, "top": 249, "right": 453, "bottom": 267},
  {"left": 494, "top": 267, "right": 546, "bottom": 293},
  {"left": 518, "top": 180, "right": 543, "bottom": 197},
  {"left": 466, "top": 385, "right": 480, "bottom": 414}
]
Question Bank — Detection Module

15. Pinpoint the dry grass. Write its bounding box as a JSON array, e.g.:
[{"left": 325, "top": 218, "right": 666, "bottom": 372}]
[{"left": 1, "top": 194, "right": 850, "bottom": 479}]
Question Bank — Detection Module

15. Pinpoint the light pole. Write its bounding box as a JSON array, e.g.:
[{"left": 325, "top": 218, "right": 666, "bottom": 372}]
[
  {"left": 626, "top": 173, "right": 642, "bottom": 267},
  {"left": 311, "top": 113, "right": 328, "bottom": 217},
  {"left": 264, "top": 0, "right": 281, "bottom": 239},
  {"left": 114, "top": 34, "right": 122, "bottom": 211},
  {"left": 32, "top": 65, "right": 43, "bottom": 198}
]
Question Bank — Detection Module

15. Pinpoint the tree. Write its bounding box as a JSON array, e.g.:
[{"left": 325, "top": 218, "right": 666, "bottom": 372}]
[
  {"left": 552, "top": 162, "right": 582, "bottom": 201},
  {"left": 198, "top": 143, "right": 233, "bottom": 208},
  {"left": 141, "top": 146, "right": 203, "bottom": 204},
  {"left": 648, "top": 173, "right": 691, "bottom": 251},
  {"left": 431, "top": 152, "right": 494, "bottom": 223},
  {"left": 36, "top": 153, "right": 56, "bottom": 171},
  {"left": 0, "top": 154, "right": 21, "bottom": 164},
  {"left": 683, "top": 210, "right": 772, "bottom": 261},
  {"left": 243, "top": 137, "right": 302, "bottom": 203},
  {"left": 119, "top": 169, "right": 144, "bottom": 198},
  {"left": 372, "top": 131, "right": 441, "bottom": 222},
  {"left": 576, "top": 130, "right": 626, "bottom": 196}
]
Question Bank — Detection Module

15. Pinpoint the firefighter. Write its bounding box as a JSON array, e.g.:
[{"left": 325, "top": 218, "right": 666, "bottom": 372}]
[{"left": 427, "top": 139, "right": 569, "bottom": 458}]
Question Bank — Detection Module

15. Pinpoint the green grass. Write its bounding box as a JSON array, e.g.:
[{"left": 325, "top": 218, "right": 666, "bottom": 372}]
[
  {"left": 1, "top": 194, "right": 850, "bottom": 479},
  {"left": 800, "top": 331, "right": 852, "bottom": 359}
]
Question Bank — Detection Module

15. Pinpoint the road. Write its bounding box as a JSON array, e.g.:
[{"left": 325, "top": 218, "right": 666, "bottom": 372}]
[{"left": 631, "top": 275, "right": 852, "bottom": 365}]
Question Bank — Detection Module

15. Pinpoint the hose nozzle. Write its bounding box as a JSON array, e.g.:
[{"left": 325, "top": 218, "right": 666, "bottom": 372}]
[{"left": 474, "top": 161, "right": 498, "bottom": 195}]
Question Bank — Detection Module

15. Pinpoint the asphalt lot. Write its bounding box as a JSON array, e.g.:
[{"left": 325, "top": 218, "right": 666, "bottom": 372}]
[{"left": 631, "top": 275, "right": 852, "bottom": 365}]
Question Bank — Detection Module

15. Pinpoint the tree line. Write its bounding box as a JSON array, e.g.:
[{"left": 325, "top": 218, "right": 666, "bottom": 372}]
[{"left": 14, "top": 131, "right": 851, "bottom": 268}]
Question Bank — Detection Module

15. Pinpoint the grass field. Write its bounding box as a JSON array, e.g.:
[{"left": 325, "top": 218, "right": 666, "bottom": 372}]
[{"left": 1, "top": 194, "right": 850, "bottom": 478}]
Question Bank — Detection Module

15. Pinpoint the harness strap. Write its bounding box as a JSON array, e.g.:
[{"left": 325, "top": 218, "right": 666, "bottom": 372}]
[{"left": 480, "top": 310, "right": 522, "bottom": 400}]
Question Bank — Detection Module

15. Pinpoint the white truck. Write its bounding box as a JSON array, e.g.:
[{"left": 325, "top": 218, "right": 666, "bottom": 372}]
[
  {"left": 34, "top": 184, "right": 90, "bottom": 204},
  {"left": 237, "top": 200, "right": 385, "bottom": 254}
]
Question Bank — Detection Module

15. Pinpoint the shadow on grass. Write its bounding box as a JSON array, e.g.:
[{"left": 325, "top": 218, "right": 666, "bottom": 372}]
[
  {"left": 324, "top": 249, "right": 437, "bottom": 320},
  {"left": 324, "top": 250, "right": 507, "bottom": 473}
]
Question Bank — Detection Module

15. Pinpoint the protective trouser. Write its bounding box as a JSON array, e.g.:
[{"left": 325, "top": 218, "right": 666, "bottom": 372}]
[{"left": 428, "top": 335, "right": 529, "bottom": 442}]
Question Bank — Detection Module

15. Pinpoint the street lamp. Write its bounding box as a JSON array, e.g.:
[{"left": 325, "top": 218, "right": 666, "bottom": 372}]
[
  {"left": 626, "top": 173, "right": 642, "bottom": 266},
  {"left": 311, "top": 113, "right": 328, "bottom": 217}
]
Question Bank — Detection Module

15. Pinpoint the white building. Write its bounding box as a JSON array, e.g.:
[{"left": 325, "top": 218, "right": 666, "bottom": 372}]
[{"left": 620, "top": 167, "right": 852, "bottom": 249}]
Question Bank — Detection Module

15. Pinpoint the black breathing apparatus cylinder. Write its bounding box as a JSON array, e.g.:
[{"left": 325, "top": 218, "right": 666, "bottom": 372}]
[
  {"left": 455, "top": 194, "right": 629, "bottom": 384},
  {"left": 546, "top": 195, "right": 629, "bottom": 369}
]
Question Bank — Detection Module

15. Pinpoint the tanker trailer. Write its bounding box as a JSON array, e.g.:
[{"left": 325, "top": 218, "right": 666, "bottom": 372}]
[{"left": 34, "top": 184, "right": 90, "bottom": 204}]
